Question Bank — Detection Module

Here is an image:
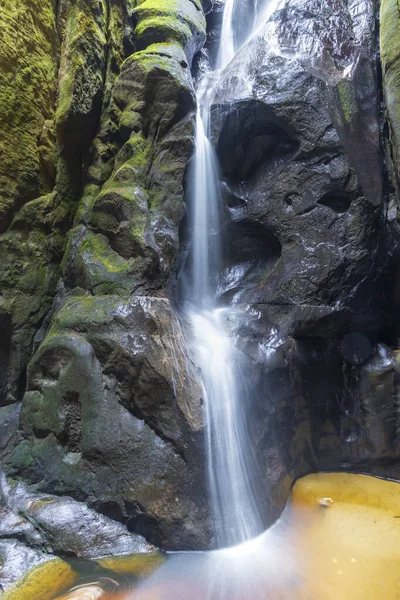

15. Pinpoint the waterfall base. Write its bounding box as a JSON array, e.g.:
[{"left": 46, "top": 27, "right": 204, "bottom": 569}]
[{"left": 7, "top": 473, "right": 400, "bottom": 600}]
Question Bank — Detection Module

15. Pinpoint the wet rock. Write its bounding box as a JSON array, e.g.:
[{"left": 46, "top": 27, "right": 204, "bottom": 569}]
[
  {"left": 62, "top": 0, "right": 207, "bottom": 297},
  {"left": 1, "top": 0, "right": 400, "bottom": 562},
  {"left": 319, "top": 343, "right": 400, "bottom": 475},
  {"left": 4, "top": 296, "right": 207, "bottom": 551},
  {"left": 381, "top": 0, "right": 400, "bottom": 181},
  {"left": 0, "top": 472, "right": 152, "bottom": 559},
  {"left": 0, "top": 468, "right": 152, "bottom": 589},
  {"left": 0, "top": 0, "right": 211, "bottom": 556},
  {"left": 0, "top": 0, "right": 136, "bottom": 408},
  {"left": 0, "top": 539, "right": 50, "bottom": 591},
  {"left": 342, "top": 333, "right": 373, "bottom": 366},
  {"left": 0, "top": 403, "right": 21, "bottom": 460},
  {"left": 176, "top": 0, "right": 400, "bottom": 525},
  {"left": 208, "top": 0, "right": 383, "bottom": 324},
  {"left": 201, "top": 0, "right": 214, "bottom": 15}
]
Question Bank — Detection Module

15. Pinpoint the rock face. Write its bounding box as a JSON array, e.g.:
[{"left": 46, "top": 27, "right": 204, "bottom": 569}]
[
  {"left": 0, "top": 0, "right": 209, "bottom": 575},
  {"left": 1, "top": 0, "right": 400, "bottom": 583},
  {"left": 381, "top": 0, "right": 400, "bottom": 183},
  {"left": 0, "top": 469, "right": 152, "bottom": 589},
  {"left": 180, "top": 0, "right": 400, "bottom": 523},
  {"left": 4, "top": 296, "right": 207, "bottom": 551}
]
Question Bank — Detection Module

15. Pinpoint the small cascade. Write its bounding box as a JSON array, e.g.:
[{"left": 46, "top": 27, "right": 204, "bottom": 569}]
[
  {"left": 186, "top": 0, "right": 282, "bottom": 547},
  {"left": 191, "top": 310, "right": 263, "bottom": 546},
  {"left": 190, "top": 87, "right": 221, "bottom": 306},
  {"left": 216, "top": 0, "right": 236, "bottom": 70}
]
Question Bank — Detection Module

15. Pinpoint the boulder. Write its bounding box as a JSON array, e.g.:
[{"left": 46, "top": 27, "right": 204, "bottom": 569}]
[{"left": 5, "top": 296, "right": 208, "bottom": 550}]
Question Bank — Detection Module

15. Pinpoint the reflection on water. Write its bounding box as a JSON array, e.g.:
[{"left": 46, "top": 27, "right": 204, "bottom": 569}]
[
  {"left": 58, "top": 581, "right": 115, "bottom": 600},
  {"left": 6, "top": 473, "right": 400, "bottom": 600}
]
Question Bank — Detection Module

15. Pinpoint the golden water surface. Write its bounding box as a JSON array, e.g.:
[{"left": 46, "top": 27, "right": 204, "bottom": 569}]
[{"left": 5, "top": 473, "right": 400, "bottom": 600}]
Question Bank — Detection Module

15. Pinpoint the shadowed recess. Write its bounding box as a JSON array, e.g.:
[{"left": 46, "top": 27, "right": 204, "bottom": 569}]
[
  {"left": 317, "top": 190, "right": 352, "bottom": 213},
  {"left": 216, "top": 100, "right": 299, "bottom": 181}
]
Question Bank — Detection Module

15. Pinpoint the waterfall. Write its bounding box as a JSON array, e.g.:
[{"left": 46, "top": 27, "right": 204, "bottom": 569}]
[
  {"left": 190, "top": 84, "right": 221, "bottom": 307},
  {"left": 191, "top": 310, "right": 263, "bottom": 546},
  {"left": 216, "top": 0, "right": 235, "bottom": 70},
  {"left": 186, "top": 0, "right": 283, "bottom": 548}
]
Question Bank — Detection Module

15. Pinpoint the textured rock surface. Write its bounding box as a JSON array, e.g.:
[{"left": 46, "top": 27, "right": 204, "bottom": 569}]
[
  {"left": 0, "top": 0, "right": 209, "bottom": 568},
  {"left": 0, "top": 469, "right": 151, "bottom": 590},
  {"left": 381, "top": 0, "right": 400, "bottom": 183},
  {"left": 178, "top": 0, "right": 400, "bottom": 523},
  {"left": 0, "top": 0, "right": 58, "bottom": 231},
  {"left": 4, "top": 296, "right": 207, "bottom": 551}
]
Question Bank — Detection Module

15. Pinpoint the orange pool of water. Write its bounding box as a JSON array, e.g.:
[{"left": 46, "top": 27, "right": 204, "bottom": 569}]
[
  {"left": 292, "top": 473, "right": 400, "bottom": 599},
  {"left": 6, "top": 473, "right": 400, "bottom": 600}
]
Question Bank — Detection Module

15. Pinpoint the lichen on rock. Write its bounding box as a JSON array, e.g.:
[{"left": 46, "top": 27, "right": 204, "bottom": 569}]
[
  {"left": 0, "top": 0, "right": 58, "bottom": 232},
  {"left": 381, "top": 0, "right": 400, "bottom": 183}
]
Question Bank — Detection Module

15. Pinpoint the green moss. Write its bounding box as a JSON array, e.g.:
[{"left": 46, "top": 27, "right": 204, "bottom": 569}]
[
  {"left": 381, "top": 0, "right": 400, "bottom": 177},
  {"left": 65, "top": 228, "right": 135, "bottom": 296},
  {"left": 56, "top": 0, "right": 107, "bottom": 137},
  {"left": 0, "top": 0, "right": 58, "bottom": 228},
  {"left": 57, "top": 0, "right": 202, "bottom": 298},
  {"left": 133, "top": 0, "right": 205, "bottom": 54},
  {"left": 337, "top": 79, "right": 358, "bottom": 124},
  {"left": 135, "top": 15, "right": 194, "bottom": 48},
  {"left": 20, "top": 390, "right": 64, "bottom": 439},
  {"left": 3, "top": 553, "right": 164, "bottom": 600},
  {"left": 129, "top": 41, "right": 192, "bottom": 80},
  {"left": 51, "top": 295, "right": 125, "bottom": 332},
  {"left": 118, "top": 134, "right": 152, "bottom": 172},
  {"left": 81, "top": 231, "right": 130, "bottom": 273}
]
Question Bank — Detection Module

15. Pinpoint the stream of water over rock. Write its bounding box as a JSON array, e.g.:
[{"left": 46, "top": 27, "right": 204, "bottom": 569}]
[{"left": 187, "top": 0, "right": 283, "bottom": 549}]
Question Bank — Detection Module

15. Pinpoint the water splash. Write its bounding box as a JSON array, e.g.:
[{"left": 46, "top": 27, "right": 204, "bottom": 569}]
[{"left": 128, "top": 518, "right": 301, "bottom": 600}]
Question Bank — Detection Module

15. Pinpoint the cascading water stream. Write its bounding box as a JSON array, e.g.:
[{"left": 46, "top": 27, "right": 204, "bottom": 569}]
[
  {"left": 216, "top": 0, "right": 236, "bottom": 70},
  {"left": 187, "top": 0, "right": 283, "bottom": 548}
]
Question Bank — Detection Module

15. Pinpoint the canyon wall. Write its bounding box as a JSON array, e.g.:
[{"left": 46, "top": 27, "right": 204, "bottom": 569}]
[{"left": 1, "top": 0, "right": 400, "bottom": 587}]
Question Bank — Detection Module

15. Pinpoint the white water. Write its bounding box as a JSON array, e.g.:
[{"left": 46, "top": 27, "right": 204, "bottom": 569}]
[
  {"left": 191, "top": 98, "right": 221, "bottom": 307},
  {"left": 216, "top": 0, "right": 236, "bottom": 70},
  {"left": 191, "top": 310, "right": 262, "bottom": 546},
  {"left": 131, "top": 521, "right": 300, "bottom": 600},
  {"left": 188, "top": 0, "right": 282, "bottom": 548}
]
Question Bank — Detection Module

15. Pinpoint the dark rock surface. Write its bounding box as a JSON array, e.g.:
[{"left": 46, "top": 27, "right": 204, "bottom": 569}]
[
  {"left": 4, "top": 297, "right": 207, "bottom": 552},
  {"left": 0, "top": 469, "right": 152, "bottom": 589},
  {"left": 0, "top": 0, "right": 209, "bottom": 576},
  {"left": 179, "top": 0, "right": 400, "bottom": 525}
]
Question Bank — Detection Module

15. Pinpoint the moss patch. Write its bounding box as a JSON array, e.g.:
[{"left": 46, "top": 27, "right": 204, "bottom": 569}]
[
  {"left": 0, "top": 0, "right": 58, "bottom": 230},
  {"left": 3, "top": 559, "right": 75, "bottom": 600},
  {"left": 381, "top": 0, "right": 400, "bottom": 176}
]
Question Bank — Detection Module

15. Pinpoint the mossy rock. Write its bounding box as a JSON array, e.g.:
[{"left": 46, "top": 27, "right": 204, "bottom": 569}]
[
  {"left": 56, "top": 0, "right": 108, "bottom": 145},
  {"left": 133, "top": 0, "right": 206, "bottom": 61},
  {"left": 381, "top": 0, "right": 400, "bottom": 178},
  {"left": 3, "top": 559, "right": 75, "bottom": 600},
  {"left": 0, "top": 0, "right": 58, "bottom": 231}
]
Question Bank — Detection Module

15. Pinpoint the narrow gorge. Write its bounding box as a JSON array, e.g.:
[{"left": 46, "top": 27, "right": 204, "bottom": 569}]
[{"left": 2, "top": 0, "right": 400, "bottom": 597}]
